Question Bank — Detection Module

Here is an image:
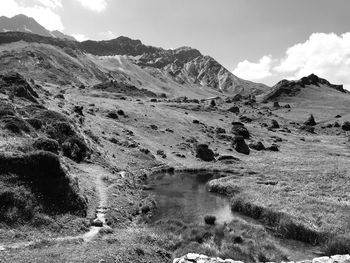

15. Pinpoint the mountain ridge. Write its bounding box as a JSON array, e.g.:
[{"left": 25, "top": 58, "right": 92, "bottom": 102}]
[
  {"left": 0, "top": 14, "right": 75, "bottom": 41},
  {"left": 262, "top": 73, "right": 346, "bottom": 102}
]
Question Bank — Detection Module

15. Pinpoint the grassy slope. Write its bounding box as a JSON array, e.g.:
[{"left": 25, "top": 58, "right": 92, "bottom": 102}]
[{"left": 0, "top": 43, "right": 350, "bottom": 261}]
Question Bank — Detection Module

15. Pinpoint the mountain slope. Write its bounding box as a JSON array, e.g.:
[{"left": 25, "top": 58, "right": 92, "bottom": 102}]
[
  {"left": 0, "top": 14, "right": 75, "bottom": 40},
  {"left": 0, "top": 30, "right": 268, "bottom": 97},
  {"left": 261, "top": 74, "right": 346, "bottom": 103},
  {"left": 81, "top": 37, "right": 269, "bottom": 94}
]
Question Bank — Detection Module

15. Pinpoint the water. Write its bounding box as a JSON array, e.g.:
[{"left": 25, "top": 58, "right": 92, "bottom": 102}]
[
  {"left": 148, "top": 171, "right": 235, "bottom": 225},
  {"left": 147, "top": 171, "right": 321, "bottom": 261}
]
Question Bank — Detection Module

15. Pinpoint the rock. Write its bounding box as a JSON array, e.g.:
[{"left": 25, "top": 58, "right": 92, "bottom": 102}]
[
  {"left": 335, "top": 115, "right": 342, "bottom": 118},
  {"left": 300, "top": 125, "right": 315, "bottom": 133},
  {"left": 215, "top": 127, "right": 226, "bottom": 134},
  {"left": 54, "top": 94, "right": 65, "bottom": 99},
  {"left": 204, "top": 215, "right": 216, "bottom": 225},
  {"left": 341, "top": 121, "right": 350, "bottom": 131},
  {"left": 227, "top": 106, "right": 239, "bottom": 114},
  {"left": 106, "top": 111, "right": 119, "bottom": 119},
  {"left": 285, "top": 104, "right": 291, "bottom": 108},
  {"left": 249, "top": 141, "right": 265, "bottom": 151},
  {"left": 193, "top": 119, "right": 200, "bottom": 124},
  {"left": 304, "top": 114, "right": 316, "bottom": 126},
  {"left": 217, "top": 155, "right": 239, "bottom": 161},
  {"left": 92, "top": 219, "right": 103, "bottom": 227},
  {"left": 232, "top": 135, "right": 250, "bottom": 155},
  {"left": 117, "top": 109, "right": 125, "bottom": 116},
  {"left": 231, "top": 123, "right": 250, "bottom": 139},
  {"left": 270, "top": 119, "right": 280, "bottom": 129},
  {"left": 73, "top": 105, "right": 84, "bottom": 116},
  {"left": 267, "top": 144, "right": 279, "bottom": 151},
  {"left": 195, "top": 144, "right": 215, "bottom": 161},
  {"left": 156, "top": 150, "right": 167, "bottom": 158},
  {"left": 150, "top": 124, "right": 158, "bottom": 130},
  {"left": 239, "top": 116, "right": 252, "bottom": 123},
  {"left": 312, "top": 257, "right": 333, "bottom": 263},
  {"left": 334, "top": 122, "right": 340, "bottom": 128},
  {"left": 273, "top": 101, "right": 280, "bottom": 108}
]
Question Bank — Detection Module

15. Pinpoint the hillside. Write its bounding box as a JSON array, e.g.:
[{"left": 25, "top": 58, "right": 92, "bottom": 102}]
[
  {"left": 0, "top": 18, "right": 350, "bottom": 263},
  {"left": 0, "top": 31, "right": 268, "bottom": 97}
]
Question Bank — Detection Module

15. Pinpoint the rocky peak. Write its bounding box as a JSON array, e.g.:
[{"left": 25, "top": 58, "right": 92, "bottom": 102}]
[{"left": 262, "top": 74, "right": 346, "bottom": 102}]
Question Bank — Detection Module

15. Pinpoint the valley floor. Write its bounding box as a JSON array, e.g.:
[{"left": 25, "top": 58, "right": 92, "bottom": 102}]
[{"left": 0, "top": 83, "right": 350, "bottom": 262}]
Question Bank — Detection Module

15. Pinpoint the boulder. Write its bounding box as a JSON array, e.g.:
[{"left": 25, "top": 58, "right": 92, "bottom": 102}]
[
  {"left": 273, "top": 101, "right": 280, "bottom": 108},
  {"left": 341, "top": 121, "right": 350, "bottom": 131},
  {"left": 227, "top": 106, "right": 240, "bottom": 114},
  {"left": 249, "top": 141, "right": 265, "bottom": 151},
  {"left": 195, "top": 144, "right": 215, "bottom": 161},
  {"left": 304, "top": 114, "right": 316, "bottom": 126},
  {"left": 270, "top": 119, "right": 280, "bottom": 129},
  {"left": 231, "top": 123, "right": 250, "bottom": 139},
  {"left": 232, "top": 135, "right": 250, "bottom": 155},
  {"left": 267, "top": 144, "right": 279, "bottom": 151},
  {"left": 215, "top": 127, "right": 226, "bottom": 134},
  {"left": 300, "top": 125, "right": 315, "bottom": 133}
]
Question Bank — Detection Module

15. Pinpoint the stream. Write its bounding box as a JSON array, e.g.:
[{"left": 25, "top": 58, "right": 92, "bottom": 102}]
[{"left": 147, "top": 170, "right": 322, "bottom": 262}]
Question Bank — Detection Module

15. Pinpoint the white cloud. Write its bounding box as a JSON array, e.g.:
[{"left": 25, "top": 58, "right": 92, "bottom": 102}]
[
  {"left": 0, "top": 0, "right": 64, "bottom": 31},
  {"left": 233, "top": 32, "right": 350, "bottom": 89},
  {"left": 98, "top": 30, "right": 115, "bottom": 40},
  {"left": 274, "top": 32, "right": 350, "bottom": 87},
  {"left": 232, "top": 55, "right": 273, "bottom": 80},
  {"left": 74, "top": 0, "right": 107, "bottom": 12},
  {"left": 72, "top": 33, "right": 89, "bottom": 42}
]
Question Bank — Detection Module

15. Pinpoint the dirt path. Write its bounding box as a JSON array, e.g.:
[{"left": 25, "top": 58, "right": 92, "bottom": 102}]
[{"left": 0, "top": 163, "right": 117, "bottom": 251}]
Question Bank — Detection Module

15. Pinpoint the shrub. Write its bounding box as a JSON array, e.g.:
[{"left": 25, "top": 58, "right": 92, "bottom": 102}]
[
  {"left": 26, "top": 118, "right": 43, "bottom": 129},
  {"left": 0, "top": 186, "right": 36, "bottom": 224},
  {"left": 33, "top": 137, "right": 59, "bottom": 154},
  {"left": 2, "top": 116, "right": 31, "bottom": 134},
  {"left": 62, "top": 136, "right": 88, "bottom": 163},
  {"left": 0, "top": 151, "right": 87, "bottom": 215}
]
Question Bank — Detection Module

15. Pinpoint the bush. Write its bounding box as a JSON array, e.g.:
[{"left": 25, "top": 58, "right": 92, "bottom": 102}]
[
  {"left": 62, "top": 136, "right": 88, "bottom": 163},
  {"left": 204, "top": 215, "right": 216, "bottom": 225},
  {"left": 0, "top": 102, "right": 16, "bottom": 118},
  {"left": 0, "top": 151, "right": 87, "bottom": 215},
  {"left": 0, "top": 186, "right": 36, "bottom": 224},
  {"left": 26, "top": 118, "right": 43, "bottom": 129},
  {"left": 2, "top": 116, "right": 31, "bottom": 134},
  {"left": 33, "top": 137, "right": 59, "bottom": 154}
]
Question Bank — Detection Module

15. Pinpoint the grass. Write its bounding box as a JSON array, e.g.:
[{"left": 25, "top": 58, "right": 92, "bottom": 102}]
[
  {"left": 208, "top": 134, "right": 350, "bottom": 254},
  {"left": 151, "top": 219, "right": 287, "bottom": 262}
]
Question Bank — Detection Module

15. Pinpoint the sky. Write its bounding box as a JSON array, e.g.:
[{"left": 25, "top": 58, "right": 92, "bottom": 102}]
[{"left": 1, "top": 0, "right": 350, "bottom": 88}]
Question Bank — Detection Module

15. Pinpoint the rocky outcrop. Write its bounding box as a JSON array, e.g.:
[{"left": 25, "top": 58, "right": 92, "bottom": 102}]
[
  {"left": 174, "top": 253, "right": 350, "bottom": 263},
  {"left": 262, "top": 74, "right": 346, "bottom": 102}
]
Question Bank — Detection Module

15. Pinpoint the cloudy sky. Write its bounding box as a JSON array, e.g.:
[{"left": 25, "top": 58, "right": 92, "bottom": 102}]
[{"left": 1, "top": 0, "right": 350, "bottom": 88}]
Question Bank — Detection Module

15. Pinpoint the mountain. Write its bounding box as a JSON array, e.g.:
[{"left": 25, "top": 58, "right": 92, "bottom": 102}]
[
  {"left": 80, "top": 37, "right": 268, "bottom": 94},
  {"left": 0, "top": 31, "right": 268, "bottom": 97},
  {"left": 0, "top": 14, "right": 75, "bottom": 41},
  {"left": 261, "top": 74, "right": 346, "bottom": 102}
]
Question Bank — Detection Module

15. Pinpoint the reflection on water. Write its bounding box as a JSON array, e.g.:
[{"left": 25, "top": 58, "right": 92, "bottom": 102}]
[{"left": 149, "top": 171, "right": 234, "bottom": 224}]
